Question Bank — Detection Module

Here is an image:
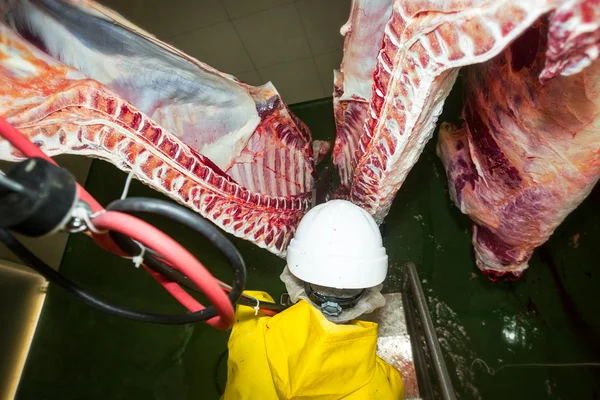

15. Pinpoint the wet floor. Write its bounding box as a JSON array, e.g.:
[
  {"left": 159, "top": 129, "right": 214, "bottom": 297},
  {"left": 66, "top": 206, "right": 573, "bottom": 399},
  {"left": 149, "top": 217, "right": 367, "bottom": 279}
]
[
  {"left": 16, "top": 95, "right": 600, "bottom": 399},
  {"left": 383, "top": 138, "right": 600, "bottom": 399}
]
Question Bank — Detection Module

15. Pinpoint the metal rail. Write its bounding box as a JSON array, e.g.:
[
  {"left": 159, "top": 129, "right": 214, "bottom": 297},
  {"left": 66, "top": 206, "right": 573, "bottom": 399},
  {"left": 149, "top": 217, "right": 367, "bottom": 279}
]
[{"left": 402, "top": 262, "right": 457, "bottom": 400}]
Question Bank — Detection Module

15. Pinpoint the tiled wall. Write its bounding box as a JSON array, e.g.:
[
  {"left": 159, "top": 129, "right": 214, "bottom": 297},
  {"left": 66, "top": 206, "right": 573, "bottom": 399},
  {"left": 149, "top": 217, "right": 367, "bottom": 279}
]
[{"left": 99, "top": 0, "right": 350, "bottom": 104}]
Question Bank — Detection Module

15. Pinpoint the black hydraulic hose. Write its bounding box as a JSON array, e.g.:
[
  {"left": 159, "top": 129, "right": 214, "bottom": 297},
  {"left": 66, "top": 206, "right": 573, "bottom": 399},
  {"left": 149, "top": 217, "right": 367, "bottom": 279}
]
[
  {"left": 152, "top": 251, "right": 286, "bottom": 312},
  {"left": 107, "top": 197, "right": 287, "bottom": 312},
  {"left": 145, "top": 243, "right": 285, "bottom": 311},
  {"left": 106, "top": 197, "right": 247, "bottom": 310},
  {"left": 109, "top": 234, "right": 286, "bottom": 312},
  {"left": 0, "top": 228, "right": 222, "bottom": 324}
]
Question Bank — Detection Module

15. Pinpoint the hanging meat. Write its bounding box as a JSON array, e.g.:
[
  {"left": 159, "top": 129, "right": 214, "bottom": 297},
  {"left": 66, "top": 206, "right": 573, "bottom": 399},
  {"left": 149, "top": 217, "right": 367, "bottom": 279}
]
[
  {"left": 333, "top": 0, "right": 599, "bottom": 278},
  {"left": 437, "top": 6, "right": 600, "bottom": 279},
  {"left": 0, "top": 0, "right": 317, "bottom": 256}
]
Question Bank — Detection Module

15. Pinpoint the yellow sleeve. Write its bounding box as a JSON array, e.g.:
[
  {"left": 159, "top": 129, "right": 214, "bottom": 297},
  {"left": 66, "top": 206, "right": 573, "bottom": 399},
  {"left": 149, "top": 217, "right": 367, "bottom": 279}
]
[{"left": 221, "top": 291, "right": 279, "bottom": 400}]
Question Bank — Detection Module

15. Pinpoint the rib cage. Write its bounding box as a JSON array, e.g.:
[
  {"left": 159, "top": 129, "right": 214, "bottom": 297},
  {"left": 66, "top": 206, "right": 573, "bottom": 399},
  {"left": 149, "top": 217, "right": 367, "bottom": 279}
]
[
  {"left": 0, "top": 24, "right": 309, "bottom": 256},
  {"left": 332, "top": 0, "right": 392, "bottom": 194},
  {"left": 332, "top": 70, "right": 369, "bottom": 193},
  {"left": 227, "top": 106, "right": 314, "bottom": 198},
  {"left": 541, "top": 0, "right": 600, "bottom": 82},
  {"left": 10, "top": 83, "right": 310, "bottom": 254}
]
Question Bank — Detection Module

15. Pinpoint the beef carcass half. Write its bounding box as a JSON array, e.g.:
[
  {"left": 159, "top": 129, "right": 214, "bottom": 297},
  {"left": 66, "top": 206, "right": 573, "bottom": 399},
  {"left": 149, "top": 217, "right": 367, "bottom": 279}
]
[
  {"left": 437, "top": 13, "right": 600, "bottom": 279},
  {"left": 0, "top": 0, "right": 317, "bottom": 256},
  {"left": 332, "top": 0, "right": 599, "bottom": 277}
]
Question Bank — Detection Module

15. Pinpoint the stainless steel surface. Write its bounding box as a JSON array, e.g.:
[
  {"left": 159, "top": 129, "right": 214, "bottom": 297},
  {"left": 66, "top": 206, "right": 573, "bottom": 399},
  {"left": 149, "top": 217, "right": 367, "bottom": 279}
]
[{"left": 403, "top": 262, "right": 457, "bottom": 400}]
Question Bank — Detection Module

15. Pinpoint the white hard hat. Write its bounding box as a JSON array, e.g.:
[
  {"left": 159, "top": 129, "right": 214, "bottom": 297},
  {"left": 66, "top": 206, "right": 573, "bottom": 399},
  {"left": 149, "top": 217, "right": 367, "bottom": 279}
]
[{"left": 286, "top": 199, "right": 388, "bottom": 289}]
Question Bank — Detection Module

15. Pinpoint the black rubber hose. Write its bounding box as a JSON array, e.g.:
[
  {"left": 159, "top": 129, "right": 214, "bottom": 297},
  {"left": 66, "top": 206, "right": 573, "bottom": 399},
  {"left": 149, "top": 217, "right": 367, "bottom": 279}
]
[
  {"left": 106, "top": 199, "right": 285, "bottom": 313},
  {"left": 106, "top": 197, "right": 246, "bottom": 309},
  {"left": 0, "top": 228, "right": 222, "bottom": 324},
  {"left": 125, "top": 240, "right": 285, "bottom": 312}
]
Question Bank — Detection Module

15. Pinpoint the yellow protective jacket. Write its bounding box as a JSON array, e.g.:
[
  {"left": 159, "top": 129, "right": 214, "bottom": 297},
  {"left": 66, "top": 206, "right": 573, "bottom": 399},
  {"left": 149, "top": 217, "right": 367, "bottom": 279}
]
[{"left": 222, "top": 291, "right": 404, "bottom": 400}]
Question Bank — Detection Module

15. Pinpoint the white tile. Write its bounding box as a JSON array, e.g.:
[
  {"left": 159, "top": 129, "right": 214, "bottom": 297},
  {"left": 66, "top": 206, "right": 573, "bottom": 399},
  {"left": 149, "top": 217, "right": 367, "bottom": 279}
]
[
  {"left": 259, "top": 58, "right": 325, "bottom": 104},
  {"left": 314, "top": 50, "right": 343, "bottom": 95},
  {"left": 162, "top": 0, "right": 229, "bottom": 37},
  {"left": 235, "top": 70, "right": 264, "bottom": 86},
  {"left": 296, "top": 0, "right": 351, "bottom": 55},
  {"left": 169, "top": 21, "right": 254, "bottom": 74},
  {"left": 221, "top": 0, "right": 295, "bottom": 19},
  {"left": 233, "top": 4, "right": 312, "bottom": 68}
]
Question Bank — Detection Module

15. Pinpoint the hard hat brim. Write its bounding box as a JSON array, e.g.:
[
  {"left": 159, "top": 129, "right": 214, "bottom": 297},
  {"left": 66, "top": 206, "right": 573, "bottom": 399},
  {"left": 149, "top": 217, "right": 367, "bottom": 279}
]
[{"left": 286, "top": 239, "right": 388, "bottom": 289}]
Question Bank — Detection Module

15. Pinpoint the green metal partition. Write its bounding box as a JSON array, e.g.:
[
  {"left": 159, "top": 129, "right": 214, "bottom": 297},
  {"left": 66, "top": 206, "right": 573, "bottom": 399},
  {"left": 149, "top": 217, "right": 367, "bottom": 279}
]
[{"left": 16, "top": 94, "right": 600, "bottom": 399}]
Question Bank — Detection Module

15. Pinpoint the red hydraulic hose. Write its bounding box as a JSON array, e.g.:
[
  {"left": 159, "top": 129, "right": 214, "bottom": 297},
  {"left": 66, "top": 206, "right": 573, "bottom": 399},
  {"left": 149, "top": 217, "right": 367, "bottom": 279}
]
[
  {"left": 0, "top": 117, "right": 104, "bottom": 211},
  {"left": 0, "top": 117, "right": 235, "bottom": 329},
  {"left": 149, "top": 253, "right": 279, "bottom": 316},
  {"left": 144, "top": 266, "right": 204, "bottom": 311},
  {"left": 0, "top": 117, "right": 120, "bottom": 253},
  {"left": 92, "top": 211, "right": 234, "bottom": 329}
]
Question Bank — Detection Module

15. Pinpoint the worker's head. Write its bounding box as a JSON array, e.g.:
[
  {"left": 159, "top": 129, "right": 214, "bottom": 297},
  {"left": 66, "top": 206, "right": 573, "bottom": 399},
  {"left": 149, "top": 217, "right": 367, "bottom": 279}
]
[{"left": 285, "top": 199, "right": 388, "bottom": 318}]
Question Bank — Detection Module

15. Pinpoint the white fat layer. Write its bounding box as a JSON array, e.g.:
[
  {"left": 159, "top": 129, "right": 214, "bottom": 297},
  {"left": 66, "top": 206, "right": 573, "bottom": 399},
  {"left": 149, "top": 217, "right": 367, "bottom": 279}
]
[
  {"left": 339, "top": 0, "right": 355, "bottom": 36},
  {"left": 7, "top": 0, "right": 259, "bottom": 171},
  {"left": 9, "top": 1, "right": 120, "bottom": 85},
  {"left": 201, "top": 118, "right": 258, "bottom": 171},
  {"left": 1, "top": 42, "right": 41, "bottom": 77},
  {"left": 340, "top": 0, "right": 393, "bottom": 101},
  {"left": 0, "top": 23, "right": 83, "bottom": 79}
]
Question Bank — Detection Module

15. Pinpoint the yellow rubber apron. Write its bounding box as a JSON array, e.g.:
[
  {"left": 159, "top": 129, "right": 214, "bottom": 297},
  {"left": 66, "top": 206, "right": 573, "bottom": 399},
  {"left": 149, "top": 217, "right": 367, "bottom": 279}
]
[{"left": 222, "top": 291, "right": 404, "bottom": 399}]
